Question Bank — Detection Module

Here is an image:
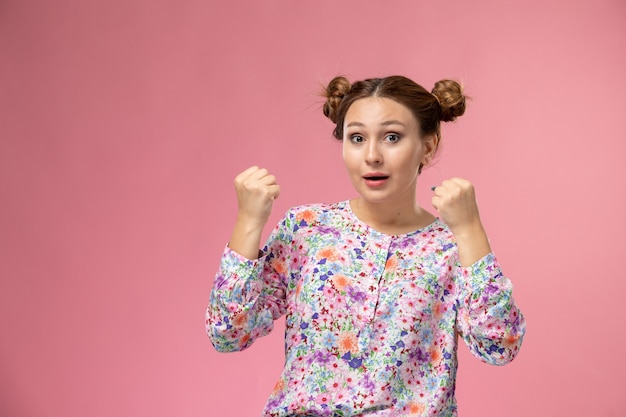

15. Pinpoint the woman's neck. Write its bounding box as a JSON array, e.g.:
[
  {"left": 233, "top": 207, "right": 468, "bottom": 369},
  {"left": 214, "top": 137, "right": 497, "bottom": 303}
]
[{"left": 350, "top": 197, "right": 435, "bottom": 235}]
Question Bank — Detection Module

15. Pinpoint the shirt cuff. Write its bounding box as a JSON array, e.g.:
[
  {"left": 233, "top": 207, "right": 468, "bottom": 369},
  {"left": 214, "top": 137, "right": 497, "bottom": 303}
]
[
  {"left": 214, "top": 245, "right": 267, "bottom": 290},
  {"left": 459, "top": 252, "right": 504, "bottom": 293}
]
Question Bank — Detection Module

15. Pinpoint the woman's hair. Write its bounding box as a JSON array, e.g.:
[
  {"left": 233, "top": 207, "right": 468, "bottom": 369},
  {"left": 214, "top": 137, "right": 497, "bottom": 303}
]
[{"left": 322, "top": 75, "right": 467, "bottom": 145}]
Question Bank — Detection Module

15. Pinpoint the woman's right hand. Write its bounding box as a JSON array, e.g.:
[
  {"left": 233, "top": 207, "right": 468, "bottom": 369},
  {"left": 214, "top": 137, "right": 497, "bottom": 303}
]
[
  {"left": 234, "top": 166, "right": 281, "bottom": 228},
  {"left": 228, "top": 166, "right": 280, "bottom": 259}
]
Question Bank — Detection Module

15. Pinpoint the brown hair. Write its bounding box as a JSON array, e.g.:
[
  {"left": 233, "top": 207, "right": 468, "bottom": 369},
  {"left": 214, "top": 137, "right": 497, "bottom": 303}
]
[{"left": 322, "top": 75, "right": 467, "bottom": 144}]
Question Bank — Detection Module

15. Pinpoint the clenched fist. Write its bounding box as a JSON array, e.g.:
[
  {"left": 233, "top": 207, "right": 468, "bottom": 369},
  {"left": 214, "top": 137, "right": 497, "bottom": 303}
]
[
  {"left": 234, "top": 166, "right": 281, "bottom": 228},
  {"left": 228, "top": 166, "right": 281, "bottom": 259},
  {"left": 431, "top": 178, "right": 491, "bottom": 266},
  {"left": 431, "top": 177, "right": 481, "bottom": 233}
]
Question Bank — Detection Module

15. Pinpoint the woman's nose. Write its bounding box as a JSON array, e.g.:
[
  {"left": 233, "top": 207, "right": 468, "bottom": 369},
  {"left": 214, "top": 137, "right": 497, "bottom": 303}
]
[{"left": 365, "top": 141, "right": 382, "bottom": 165}]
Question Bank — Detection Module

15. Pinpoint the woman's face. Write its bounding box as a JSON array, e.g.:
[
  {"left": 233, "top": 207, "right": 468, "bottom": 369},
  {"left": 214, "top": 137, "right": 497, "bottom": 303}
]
[{"left": 342, "top": 96, "right": 436, "bottom": 205}]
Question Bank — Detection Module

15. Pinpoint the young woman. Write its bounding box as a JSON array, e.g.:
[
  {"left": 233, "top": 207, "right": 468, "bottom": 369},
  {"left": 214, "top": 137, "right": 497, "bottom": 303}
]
[{"left": 206, "top": 75, "right": 526, "bottom": 416}]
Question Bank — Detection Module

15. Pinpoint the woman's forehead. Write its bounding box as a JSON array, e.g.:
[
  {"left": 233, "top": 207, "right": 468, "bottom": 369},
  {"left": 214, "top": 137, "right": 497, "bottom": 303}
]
[{"left": 345, "top": 97, "right": 417, "bottom": 127}]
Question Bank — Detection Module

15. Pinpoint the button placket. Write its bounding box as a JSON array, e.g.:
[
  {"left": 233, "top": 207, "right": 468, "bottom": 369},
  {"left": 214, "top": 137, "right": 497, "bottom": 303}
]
[{"left": 369, "top": 234, "right": 392, "bottom": 324}]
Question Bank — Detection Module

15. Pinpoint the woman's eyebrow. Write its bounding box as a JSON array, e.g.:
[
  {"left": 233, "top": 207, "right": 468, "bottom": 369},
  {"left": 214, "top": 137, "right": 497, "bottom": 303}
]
[
  {"left": 380, "top": 120, "right": 406, "bottom": 127},
  {"left": 346, "top": 121, "right": 365, "bottom": 128},
  {"left": 346, "top": 120, "right": 406, "bottom": 128}
]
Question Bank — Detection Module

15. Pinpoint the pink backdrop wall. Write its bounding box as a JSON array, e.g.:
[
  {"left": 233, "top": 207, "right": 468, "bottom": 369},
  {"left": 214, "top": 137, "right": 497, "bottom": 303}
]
[{"left": 2, "top": 0, "right": 625, "bottom": 416}]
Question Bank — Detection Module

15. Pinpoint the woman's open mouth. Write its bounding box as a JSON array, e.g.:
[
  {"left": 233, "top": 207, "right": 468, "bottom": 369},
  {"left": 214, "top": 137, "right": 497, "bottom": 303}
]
[{"left": 363, "top": 174, "right": 389, "bottom": 187}]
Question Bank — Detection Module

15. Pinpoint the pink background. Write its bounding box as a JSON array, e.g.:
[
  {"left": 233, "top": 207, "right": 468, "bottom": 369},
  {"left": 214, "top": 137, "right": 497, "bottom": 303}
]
[{"left": 1, "top": 0, "right": 625, "bottom": 416}]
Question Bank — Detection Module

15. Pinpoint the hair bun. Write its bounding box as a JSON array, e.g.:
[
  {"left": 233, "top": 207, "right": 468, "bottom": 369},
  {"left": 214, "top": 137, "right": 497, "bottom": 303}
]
[
  {"left": 323, "top": 76, "right": 351, "bottom": 124},
  {"left": 432, "top": 80, "right": 467, "bottom": 122}
]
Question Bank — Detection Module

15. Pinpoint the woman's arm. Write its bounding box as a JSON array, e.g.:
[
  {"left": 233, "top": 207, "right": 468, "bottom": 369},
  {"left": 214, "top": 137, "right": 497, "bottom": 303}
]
[
  {"left": 206, "top": 212, "right": 295, "bottom": 353},
  {"left": 206, "top": 247, "right": 286, "bottom": 352},
  {"left": 433, "top": 178, "right": 525, "bottom": 364},
  {"left": 454, "top": 254, "right": 526, "bottom": 365},
  {"left": 205, "top": 166, "right": 287, "bottom": 352}
]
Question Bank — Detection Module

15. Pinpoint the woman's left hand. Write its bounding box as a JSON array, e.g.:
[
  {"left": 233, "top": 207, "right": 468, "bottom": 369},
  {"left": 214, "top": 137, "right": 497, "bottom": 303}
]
[
  {"left": 431, "top": 177, "right": 483, "bottom": 235},
  {"left": 431, "top": 177, "right": 492, "bottom": 266}
]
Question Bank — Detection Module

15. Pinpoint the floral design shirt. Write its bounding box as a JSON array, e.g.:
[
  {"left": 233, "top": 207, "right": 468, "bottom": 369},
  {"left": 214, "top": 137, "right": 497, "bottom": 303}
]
[{"left": 206, "top": 201, "right": 525, "bottom": 416}]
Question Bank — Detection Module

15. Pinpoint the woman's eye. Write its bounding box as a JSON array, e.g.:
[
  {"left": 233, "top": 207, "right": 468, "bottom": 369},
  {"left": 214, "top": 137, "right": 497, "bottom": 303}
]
[
  {"left": 385, "top": 134, "right": 401, "bottom": 143},
  {"left": 350, "top": 135, "right": 365, "bottom": 143}
]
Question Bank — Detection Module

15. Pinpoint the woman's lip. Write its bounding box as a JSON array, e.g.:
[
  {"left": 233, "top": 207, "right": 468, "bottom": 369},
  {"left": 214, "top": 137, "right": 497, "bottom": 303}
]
[
  {"left": 363, "top": 172, "right": 388, "bottom": 178},
  {"left": 363, "top": 176, "right": 389, "bottom": 187}
]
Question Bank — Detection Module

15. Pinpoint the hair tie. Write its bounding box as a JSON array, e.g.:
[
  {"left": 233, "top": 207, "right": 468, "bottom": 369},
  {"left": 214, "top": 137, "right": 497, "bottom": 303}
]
[{"left": 432, "top": 93, "right": 441, "bottom": 106}]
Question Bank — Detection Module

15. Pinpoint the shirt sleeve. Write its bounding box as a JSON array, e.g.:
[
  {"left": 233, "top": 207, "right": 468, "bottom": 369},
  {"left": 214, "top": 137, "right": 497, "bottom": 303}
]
[
  {"left": 454, "top": 253, "right": 526, "bottom": 365},
  {"left": 205, "top": 210, "right": 296, "bottom": 353}
]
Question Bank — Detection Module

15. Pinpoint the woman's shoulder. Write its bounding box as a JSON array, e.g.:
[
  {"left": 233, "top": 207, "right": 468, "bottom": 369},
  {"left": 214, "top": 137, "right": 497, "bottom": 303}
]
[{"left": 281, "top": 201, "right": 349, "bottom": 229}]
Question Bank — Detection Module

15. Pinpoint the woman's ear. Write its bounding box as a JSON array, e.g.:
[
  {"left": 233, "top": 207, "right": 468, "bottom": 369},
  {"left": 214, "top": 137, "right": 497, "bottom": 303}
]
[{"left": 421, "top": 134, "right": 439, "bottom": 165}]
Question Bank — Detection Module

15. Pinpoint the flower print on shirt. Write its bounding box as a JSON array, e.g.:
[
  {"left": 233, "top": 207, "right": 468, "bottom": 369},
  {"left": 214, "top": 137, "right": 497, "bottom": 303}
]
[{"left": 206, "top": 201, "right": 526, "bottom": 416}]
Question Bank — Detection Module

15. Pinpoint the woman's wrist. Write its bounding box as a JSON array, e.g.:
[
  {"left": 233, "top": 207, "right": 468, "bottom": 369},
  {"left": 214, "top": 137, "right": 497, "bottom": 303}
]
[
  {"left": 452, "top": 221, "right": 492, "bottom": 267},
  {"left": 228, "top": 216, "right": 265, "bottom": 260}
]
